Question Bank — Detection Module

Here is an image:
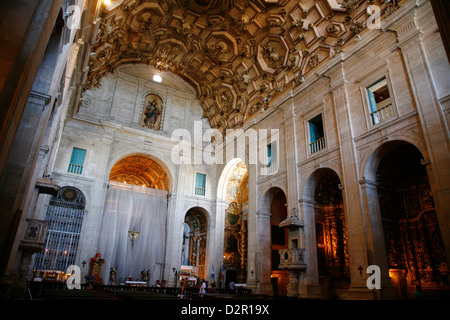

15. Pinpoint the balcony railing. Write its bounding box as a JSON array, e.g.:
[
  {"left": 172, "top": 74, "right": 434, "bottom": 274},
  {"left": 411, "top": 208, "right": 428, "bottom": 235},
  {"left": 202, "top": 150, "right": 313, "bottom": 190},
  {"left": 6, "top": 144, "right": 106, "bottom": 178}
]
[
  {"left": 370, "top": 103, "right": 394, "bottom": 125},
  {"left": 68, "top": 163, "right": 83, "bottom": 174},
  {"left": 195, "top": 187, "right": 205, "bottom": 196},
  {"left": 309, "top": 137, "right": 326, "bottom": 154},
  {"left": 266, "top": 160, "right": 278, "bottom": 174}
]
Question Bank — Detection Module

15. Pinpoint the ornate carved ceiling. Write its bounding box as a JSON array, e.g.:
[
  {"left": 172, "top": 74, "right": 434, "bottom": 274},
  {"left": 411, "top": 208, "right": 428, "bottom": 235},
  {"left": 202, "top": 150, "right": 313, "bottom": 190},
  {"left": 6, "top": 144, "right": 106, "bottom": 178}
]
[
  {"left": 109, "top": 154, "right": 170, "bottom": 191},
  {"left": 85, "top": 0, "right": 402, "bottom": 131}
]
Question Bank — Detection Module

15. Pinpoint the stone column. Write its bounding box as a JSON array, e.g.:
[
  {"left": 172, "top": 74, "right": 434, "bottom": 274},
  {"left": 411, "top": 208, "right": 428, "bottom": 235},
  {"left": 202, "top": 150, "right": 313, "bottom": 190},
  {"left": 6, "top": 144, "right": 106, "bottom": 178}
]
[
  {"left": 164, "top": 190, "right": 181, "bottom": 287},
  {"left": 282, "top": 99, "right": 312, "bottom": 297},
  {"left": 246, "top": 162, "right": 258, "bottom": 292},
  {"left": 0, "top": 91, "right": 52, "bottom": 280},
  {"left": 205, "top": 218, "right": 215, "bottom": 284},
  {"left": 214, "top": 198, "right": 228, "bottom": 288},
  {"left": 299, "top": 198, "right": 321, "bottom": 298},
  {"left": 76, "top": 135, "right": 114, "bottom": 276},
  {"left": 329, "top": 65, "right": 375, "bottom": 299},
  {"left": 359, "top": 178, "right": 395, "bottom": 299},
  {"left": 388, "top": 1, "right": 450, "bottom": 265},
  {"left": 256, "top": 209, "right": 272, "bottom": 295},
  {"left": 283, "top": 99, "right": 301, "bottom": 224}
]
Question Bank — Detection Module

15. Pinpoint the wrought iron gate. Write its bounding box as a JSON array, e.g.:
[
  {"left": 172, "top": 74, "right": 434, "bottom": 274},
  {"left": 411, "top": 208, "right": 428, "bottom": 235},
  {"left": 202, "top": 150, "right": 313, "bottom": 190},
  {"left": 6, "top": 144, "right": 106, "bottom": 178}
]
[{"left": 34, "top": 186, "right": 86, "bottom": 275}]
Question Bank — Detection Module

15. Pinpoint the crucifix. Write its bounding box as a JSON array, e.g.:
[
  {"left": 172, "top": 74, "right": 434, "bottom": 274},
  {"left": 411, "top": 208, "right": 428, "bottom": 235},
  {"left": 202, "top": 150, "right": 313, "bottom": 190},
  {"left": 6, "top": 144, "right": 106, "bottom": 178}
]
[
  {"left": 128, "top": 229, "right": 140, "bottom": 248},
  {"left": 358, "top": 265, "right": 364, "bottom": 276},
  {"left": 128, "top": 229, "right": 140, "bottom": 280}
]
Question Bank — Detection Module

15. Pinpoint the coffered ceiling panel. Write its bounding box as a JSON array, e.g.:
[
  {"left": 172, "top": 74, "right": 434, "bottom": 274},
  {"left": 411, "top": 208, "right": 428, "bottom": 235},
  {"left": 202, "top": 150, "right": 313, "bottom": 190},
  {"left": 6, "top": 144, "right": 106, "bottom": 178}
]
[
  {"left": 109, "top": 154, "right": 170, "bottom": 191},
  {"left": 84, "top": 0, "right": 402, "bottom": 132}
]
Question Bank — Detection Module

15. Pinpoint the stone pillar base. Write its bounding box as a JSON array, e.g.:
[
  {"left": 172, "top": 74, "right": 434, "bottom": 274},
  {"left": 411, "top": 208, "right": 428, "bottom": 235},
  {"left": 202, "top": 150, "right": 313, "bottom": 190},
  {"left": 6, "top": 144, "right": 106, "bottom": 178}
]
[
  {"left": 335, "top": 284, "right": 397, "bottom": 300},
  {"left": 258, "top": 282, "right": 273, "bottom": 296},
  {"left": 335, "top": 287, "right": 378, "bottom": 300}
]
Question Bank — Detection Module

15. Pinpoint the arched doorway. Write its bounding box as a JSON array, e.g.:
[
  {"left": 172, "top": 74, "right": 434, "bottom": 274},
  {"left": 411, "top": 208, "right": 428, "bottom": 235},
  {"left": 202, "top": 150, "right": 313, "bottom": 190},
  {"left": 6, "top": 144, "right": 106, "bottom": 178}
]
[
  {"left": 312, "top": 169, "right": 350, "bottom": 298},
  {"left": 221, "top": 160, "right": 249, "bottom": 287},
  {"left": 260, "top": 187, "right": 289, "bottom": 296},
  {"left": 369, "top": 142, "right": 449, "bottom": 298},
  {"left": 270, "top": 189, "right": 289, "bottom": 296},
  {"left": 181, "top": 207, "right": 209, "bottom": 284},
  {"left": 96, "top": 153, "right": 170, "bottom": 285}
]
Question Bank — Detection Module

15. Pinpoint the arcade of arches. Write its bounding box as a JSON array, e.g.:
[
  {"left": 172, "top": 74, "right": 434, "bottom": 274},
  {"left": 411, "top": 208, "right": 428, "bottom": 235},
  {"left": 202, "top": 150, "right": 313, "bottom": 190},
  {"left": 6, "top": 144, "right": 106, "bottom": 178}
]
[{"left": 1, "top": 0, "right": 449, "bottom": 301}]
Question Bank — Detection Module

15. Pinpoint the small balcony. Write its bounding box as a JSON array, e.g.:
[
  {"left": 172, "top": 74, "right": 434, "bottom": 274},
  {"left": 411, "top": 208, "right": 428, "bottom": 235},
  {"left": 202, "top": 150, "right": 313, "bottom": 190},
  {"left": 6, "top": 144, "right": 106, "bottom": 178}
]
[
  {"left": 195, "top": 187, "right": 205, "bottom": 196},
  {"left": 68, "top": 163, "right": 83, "bottom": 174},
  {"left": 370, "top": 102, "right": 394, "bottom": 125},
  {"left": 309, "top": 137, "right": 326, "bottom": 154}
]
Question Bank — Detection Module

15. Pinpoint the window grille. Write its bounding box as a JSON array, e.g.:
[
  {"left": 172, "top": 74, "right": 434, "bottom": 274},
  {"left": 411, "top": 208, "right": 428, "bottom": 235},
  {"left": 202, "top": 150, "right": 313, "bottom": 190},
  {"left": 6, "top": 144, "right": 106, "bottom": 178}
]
[{"left": 34, "top": 187, "right": 86, "bottom": 274}]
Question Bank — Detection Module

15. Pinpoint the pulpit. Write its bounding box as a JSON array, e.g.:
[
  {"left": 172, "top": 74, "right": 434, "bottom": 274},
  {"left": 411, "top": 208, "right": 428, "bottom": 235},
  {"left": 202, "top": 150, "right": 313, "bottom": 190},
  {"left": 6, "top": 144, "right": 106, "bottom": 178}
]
[
  {"left": 278, "top": 248, "right": 307, "bottom": 297},
  {"left": 89, "top": 253, "right": 105, "bottom": 285},
  {"left": 17, "top": 219, "right": 50, "bottom": 289}
]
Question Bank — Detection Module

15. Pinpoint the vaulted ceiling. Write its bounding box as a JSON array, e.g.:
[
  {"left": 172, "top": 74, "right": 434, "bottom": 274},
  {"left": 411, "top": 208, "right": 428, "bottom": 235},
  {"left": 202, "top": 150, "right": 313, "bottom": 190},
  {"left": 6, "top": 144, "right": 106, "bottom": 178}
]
[
  {"left": 85, "top": 0, "right": 402, "bottom": 132},
  {"left": 109, "top": 154, "right": 170, "bottom": 191}
]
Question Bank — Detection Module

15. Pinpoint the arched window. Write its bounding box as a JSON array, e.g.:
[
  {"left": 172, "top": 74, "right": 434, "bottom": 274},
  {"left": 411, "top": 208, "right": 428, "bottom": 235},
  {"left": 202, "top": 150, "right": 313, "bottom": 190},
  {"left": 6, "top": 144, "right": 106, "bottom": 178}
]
[{"left": 34, "top": 186, "right": 86, "bottom": 280}]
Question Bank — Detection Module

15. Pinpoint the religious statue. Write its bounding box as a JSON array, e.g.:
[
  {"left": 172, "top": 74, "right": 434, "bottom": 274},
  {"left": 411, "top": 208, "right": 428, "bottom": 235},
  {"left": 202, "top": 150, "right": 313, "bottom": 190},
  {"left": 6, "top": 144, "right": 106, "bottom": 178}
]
[
  {"left": 144, "top": 100, "right": 160, "bottom": 125},
  {"left": 110, "top": 267, "right": 117, "bottom": 285},
  {"left": 89, "top": 253, "right": 104, "bottom": 285},
  {"left": 141, "top": 269, "right": 150, "bottom": 283},
  {"left": 141, "top": 93, "right": 163, "bottom": 130}
]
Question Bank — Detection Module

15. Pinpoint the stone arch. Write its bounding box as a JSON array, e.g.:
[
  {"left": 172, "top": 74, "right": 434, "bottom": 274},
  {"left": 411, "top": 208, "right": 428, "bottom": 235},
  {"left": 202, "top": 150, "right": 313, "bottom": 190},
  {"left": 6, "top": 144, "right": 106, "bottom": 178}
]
[
  {"left": 258, "top": 186, "right": 289, "bottom": 296},
  {"left": 217, "top": 157, "right": 247, "bottom": 201},
  {"left": 260, "top": 186, "right": 287, "bottom": 216},
  {"left": 108, "top": 152, "right": 173, "bottom": 192},
  {"left": 181, "top": 206, "right": 211, "bottom": 282},
  {"left": 361, "top": 139, "right": 428, "bottom": 182},
  {"left": 184, "top": 205, "right": 211, "bottom": 227},
  {"left": 217, "top": 158, "right": 249, "bottom": 285},
  {"left": 362, "top": 140, "right": 448, "bottom": 299},
  {"left": 301, "top": 164, "right": 343, "bottom": 203},
  {"left": 300, "top": 167, "right": 349, "bottom": 299}
]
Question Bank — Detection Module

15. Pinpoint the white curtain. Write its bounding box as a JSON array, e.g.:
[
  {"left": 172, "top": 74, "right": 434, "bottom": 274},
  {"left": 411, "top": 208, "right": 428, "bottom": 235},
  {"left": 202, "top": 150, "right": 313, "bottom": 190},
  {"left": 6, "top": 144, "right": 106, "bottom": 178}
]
[{"left": 97, "top": 181, "right": 167, "bottom": 285}]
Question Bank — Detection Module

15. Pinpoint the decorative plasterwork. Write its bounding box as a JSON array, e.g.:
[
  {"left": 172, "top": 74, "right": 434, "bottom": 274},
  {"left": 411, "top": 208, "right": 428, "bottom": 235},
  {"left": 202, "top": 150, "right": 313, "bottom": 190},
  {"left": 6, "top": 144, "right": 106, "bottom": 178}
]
[{"left": 85, "top": 0, "right": 402, "bottom": 132}]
